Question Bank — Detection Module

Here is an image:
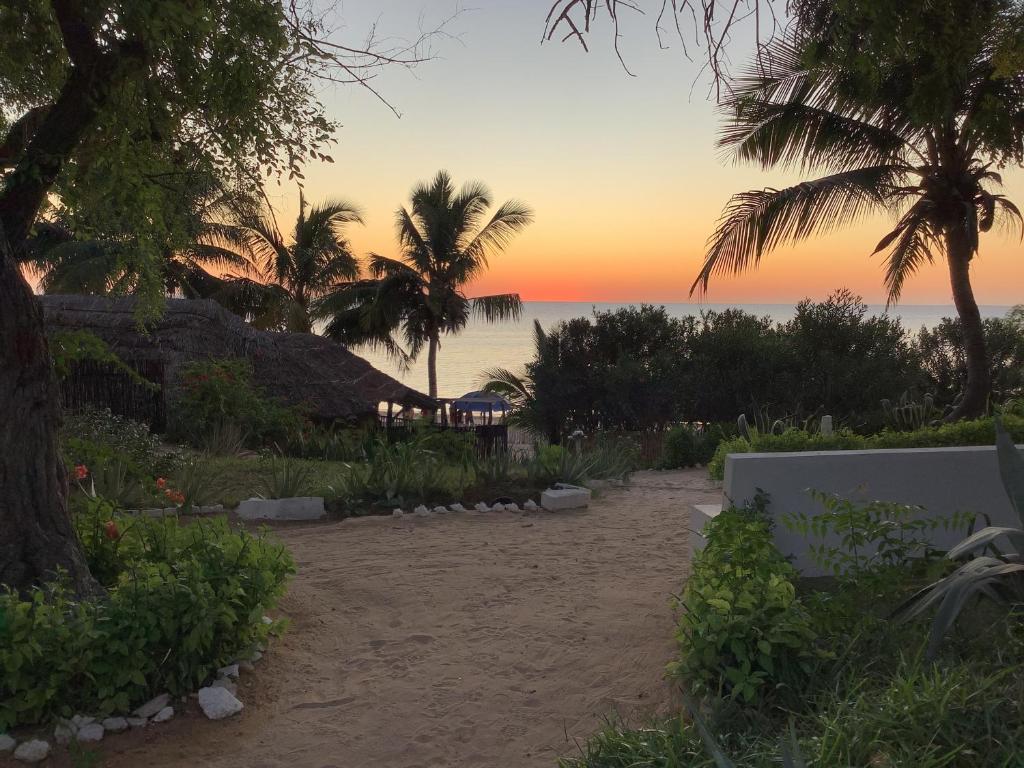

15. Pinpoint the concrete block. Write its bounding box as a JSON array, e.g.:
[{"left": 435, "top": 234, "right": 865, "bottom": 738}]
[
  {"left": 236, "top": 497, "right": 325, "bottom": 521},
  {"left": 541, "top": 485, "right": 592, "bottom": 511}
]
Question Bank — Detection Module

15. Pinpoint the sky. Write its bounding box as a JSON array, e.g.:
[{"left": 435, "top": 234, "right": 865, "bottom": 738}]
[{"left": 268, "top": 0, "right": 1024, "bottom": 306}]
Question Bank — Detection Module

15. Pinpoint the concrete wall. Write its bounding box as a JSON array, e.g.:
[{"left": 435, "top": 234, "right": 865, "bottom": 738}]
[{"left": 723, "top": 446, "right": 1019, "bottom": 575}]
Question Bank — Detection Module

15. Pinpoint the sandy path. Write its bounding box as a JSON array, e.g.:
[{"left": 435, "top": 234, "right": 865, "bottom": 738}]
[{"left": 35, "top": 469, "right": 718, "bottom": 768}]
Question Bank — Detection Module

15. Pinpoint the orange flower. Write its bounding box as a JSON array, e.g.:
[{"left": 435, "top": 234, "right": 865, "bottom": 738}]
[
  {"left": 74, "top": 464, "right": 89, "bottom": 481},
  {"left": 164, "top": 488, "right": 186, "bottom": 506},
  {"left": 155, "top": 477, "right": 167, "bottom": 490},
  {"left": 104, "top": 520, "right": 120, "bottom": 541}
]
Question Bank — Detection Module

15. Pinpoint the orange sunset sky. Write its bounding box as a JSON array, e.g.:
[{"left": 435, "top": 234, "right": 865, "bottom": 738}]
[{"left": 269, "top": 0, "right": 1024, "bottom": 306}]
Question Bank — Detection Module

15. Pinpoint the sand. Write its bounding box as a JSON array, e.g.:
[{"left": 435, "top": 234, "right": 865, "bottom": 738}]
[{"left": 22, "top": 469, "right": 719, "bottom": 768}]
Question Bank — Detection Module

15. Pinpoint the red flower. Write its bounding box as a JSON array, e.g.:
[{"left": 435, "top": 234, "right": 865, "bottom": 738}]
[
  {"left": 74, "top": 464, "right": 89, "bottom": 481},
  {"left": 165, "top": 488, "right": 186, "bottom": 506},
  {"left": 104, "top": 520, "right": 119, "bottom": 541},
  {"left": 156, "top": 477, "right": 167, "bottom": 490}
]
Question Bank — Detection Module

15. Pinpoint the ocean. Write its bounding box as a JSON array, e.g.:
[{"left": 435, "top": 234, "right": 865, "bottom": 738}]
[{"left": 358, "top": 301, "right": 1016, "bottom": 399}]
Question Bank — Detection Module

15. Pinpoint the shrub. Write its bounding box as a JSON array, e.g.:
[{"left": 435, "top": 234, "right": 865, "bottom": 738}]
[
  {"left": 671, "top": 498, "right": 820, "bottom": 703},
  {"left": 707, "top": 414, "right": 1024, "bottom": 480},
  {"left": 62, "top": 406, "right": 181, "bottom": 480},
  {"left": 0, "top": 498, "right": 294, "bottom": 730},
  {"left": 170, "top": 359, "right": 301, "bottom": 449}
]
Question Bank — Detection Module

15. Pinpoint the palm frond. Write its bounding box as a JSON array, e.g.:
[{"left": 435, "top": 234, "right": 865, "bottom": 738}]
[
  {"left": 471, "top": 293, "right": 523, "bottom": 323},
  {"left": 873, "top": 202, "right": 939, "bottom": 305},
  {"left": 692, "top": 165, "right": 904, "bottom": 294},
  {"left": 461, "top": 200, "right": 535, "bottom": 268}
]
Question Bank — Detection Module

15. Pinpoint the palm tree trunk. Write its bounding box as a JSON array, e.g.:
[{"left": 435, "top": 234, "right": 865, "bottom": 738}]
[
  {"left": 945, "top": 226, "right": 990, "bottom": 420},
  {"left": 427, "top": 332, "right": 439, "bottom": 399}
]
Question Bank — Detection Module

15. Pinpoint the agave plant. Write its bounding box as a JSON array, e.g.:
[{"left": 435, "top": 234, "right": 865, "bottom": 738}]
[{"left": 895, "top": 416, "right": 1024, "bottom": 656}]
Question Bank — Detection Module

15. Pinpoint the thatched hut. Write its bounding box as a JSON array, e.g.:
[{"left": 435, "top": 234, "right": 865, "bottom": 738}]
[{"left": 40, "top": 294, "right": 436, "bottom": 429}]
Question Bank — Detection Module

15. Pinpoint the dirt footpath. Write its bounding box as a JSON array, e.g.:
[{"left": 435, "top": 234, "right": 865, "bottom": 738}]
[{"left": 57, "top": 469, "right": 719, "bottom": 768}]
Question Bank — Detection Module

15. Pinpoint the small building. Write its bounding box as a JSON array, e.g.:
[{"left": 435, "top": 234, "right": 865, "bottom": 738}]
[{"left": 41, "top": 294, "right": 436, "bottom": 429}]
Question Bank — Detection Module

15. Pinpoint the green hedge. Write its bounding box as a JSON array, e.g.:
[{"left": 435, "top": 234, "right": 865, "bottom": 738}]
[
  {"left": 670, "top": 499, "right": 820, "bottom": 703},
  {"left": 0, "top": 499, "right": 294, "bottom": 729},
  {"left": 707, "top": 414, "right": 1024, "bottom": 480}
]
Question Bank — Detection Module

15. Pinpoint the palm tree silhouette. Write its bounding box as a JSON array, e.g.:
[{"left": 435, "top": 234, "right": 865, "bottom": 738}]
[
  {"left": 218, "top": 193, "right": 364, "bottom": 332},
  {"left": 692, "top": 33, "right": 1023, "bottom": 418},
  {"left": 323, "top": 171, "right": 533, "bottom": 398}
]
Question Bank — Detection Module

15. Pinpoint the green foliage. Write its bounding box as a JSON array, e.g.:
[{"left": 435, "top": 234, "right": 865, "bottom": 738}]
[
  {"left": 916, "top": 311, "right": 1024, "bottom": 409},
  {"left": 49, "top": 330, "right": 156, "bottom": 390},
  {"left": 0, "top": 498, "right": 294, "bottom": 729},
  {"left": 785, "top": 492, "right": 972, "bottom": 581},
  {"left": 330, "top": 434, "right": 471, "bottom": 511},
  {"left": 671, "top": 498, "right": 820, "bottom": 703},
  {"left": 258, "top": 455, "right": 318, "bottom": 500},
  {"left": 660, "top": 425, "right": 722, "bottom": 469},
  {"left": 708, "top": 414, "right": 1024, "bottom": 480},
  {"left": 881, "top": 391, "right": 941, "bottom": 431},
  {"left": 1, "top": 0, "right": 344, "bottom": 307},
  {"left": 170, "top": 359, "right": 301, "bottom": 449},
  {"left": 62, "top": 406, "right": 180, "bottom": 479}
]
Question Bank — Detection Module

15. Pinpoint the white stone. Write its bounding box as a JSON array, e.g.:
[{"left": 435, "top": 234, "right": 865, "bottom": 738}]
[
  {"left": 151, "top": 706, "right": 174, "bottom": 723},
  {"left": 211, "top": 677, "right": 237, "bottom": 694},
  {"left": 101, "top": 717, "right": 128, "bottom": 733},
  {"left": 250, "top": 649, "right": 263, "bottom": 662},
  {"left": 127, "top": 717, "right": 147, "bottom": 729},
  {"left": 504, "top": 503, "right": 520, "bottom": 512},
  {"left": 474, "top": 502, "right": 489, "bottom": 512},
  {"left": 262, "top": 615, "right": 273, "bottom": 625},
  {"left": 392, "top": 509, "right": 404, "bottom": 517},
  {"left": 71, "top": 714, "right": 94, "bottom": 728},
  {"left": 0, "top": 734, "right": 15, "bottom": 753},
  {"left": 432, "top": 506, "right": 448, "bottom": 514},
  {"left": 217, "top": 663, "right": 240, "bottom": 680},
  {"left": 53, "top": 722, "right": 74, "bottom": 745},
  {"left": 76, "top": 723, "right": 104, "bottom": 743},
  {"left": 237, "top": 496, "right": 325, "bottom": 521},
  {"left": 13, "top": 740, "right": 49, "bottom": 763},
  {"left": 449, "top": 503, "right": 466, "bottom": 513},
  {"left": 413, "top": 505, "right": 430, "bottom": 516},
  {"left": 820, "top": 415, "right": 834, "bottom": 436},
  {"left": 134, "top": 693, "right": 170, "bottom": 718},
  {"left": 541, "top": 485, "right": 592, "bottom": 511},
  {"left": 197, "top": 686, "right": 244, "bottom": 720},
  {"left": 523, "top": 499, "right": 539, "bottom": 511}
]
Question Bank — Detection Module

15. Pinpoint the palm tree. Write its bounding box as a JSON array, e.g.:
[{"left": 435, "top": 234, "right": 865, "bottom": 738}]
[
  {"left": 691, "top": 20, "right": 1024, "bottom": 419},
  {"left": 323, "top": 171, "right": 533, "bottom": 398},
  {"left": 217, "top": 193, "right": 364, "bottom": 332}
]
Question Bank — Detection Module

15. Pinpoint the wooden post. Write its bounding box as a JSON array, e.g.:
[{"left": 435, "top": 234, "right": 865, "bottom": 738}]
[
  {"left": 488, "top": 405, "right": 493, "bottom": 426},
  {"left": 386, "top": 400, "right": 394, "bottom": 429}
]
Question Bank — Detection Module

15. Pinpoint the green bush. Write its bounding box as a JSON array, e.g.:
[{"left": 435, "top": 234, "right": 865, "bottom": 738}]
[
  {"left": 707, "top": 414, "right": 1024, "bottom": 480},
  {"left": 0, "top": 497, "right": 294, "bottom": 729},
  {"left": 62, "top": 406, "right": 182, "bottom": 480},
  {"left": 671, "top": 499, "right": 820, "bottom": 703},
  {"left": 170, "top": 359, "right": 302, "bottom": 450},
  {"left": 660, "top": 425, "right": 725, "bottom": 468}
]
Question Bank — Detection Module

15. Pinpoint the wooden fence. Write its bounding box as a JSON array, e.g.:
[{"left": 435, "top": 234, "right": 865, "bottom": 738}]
[{"left": 59, "top": 360, "right": 166, "bottom": 431}]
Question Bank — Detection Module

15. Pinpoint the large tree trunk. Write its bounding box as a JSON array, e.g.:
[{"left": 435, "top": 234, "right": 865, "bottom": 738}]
[
  {"left": 0, "top": 235, "right": 98, "bottom": 596},
  {"left": 427, "top": 332, "right": 439, "bottom": 399},
  {"left": 0, "top": 5, "right": 136, "bottom": 596},
  {"left": 945, "top": 226, "right": 990, "bottom": 420}
]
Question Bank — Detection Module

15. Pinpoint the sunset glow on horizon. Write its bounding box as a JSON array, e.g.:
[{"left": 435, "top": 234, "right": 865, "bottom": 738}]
[{"left": 266, "top": 0, "right": 1024, "bottom": 307}]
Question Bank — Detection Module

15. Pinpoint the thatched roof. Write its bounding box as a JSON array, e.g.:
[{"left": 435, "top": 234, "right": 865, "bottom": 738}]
[{"left": 40, "top": 295, "right": 436, "bottom": 422}]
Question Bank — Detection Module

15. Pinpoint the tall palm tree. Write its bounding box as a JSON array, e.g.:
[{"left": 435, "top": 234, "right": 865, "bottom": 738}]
[
  {"left": 691, "top": 15, "right": 1024, "bottom": 419},
  {"left": 323, "top": 171, "right": 533, "bottom": 398},
  {"left": 218, "top": 193, "right": 364, "bottom": 332}
]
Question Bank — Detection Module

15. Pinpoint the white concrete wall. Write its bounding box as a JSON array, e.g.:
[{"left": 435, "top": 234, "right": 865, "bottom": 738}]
[{"left": 723, "top": 446, "right": 1020, "bottom": 576}]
